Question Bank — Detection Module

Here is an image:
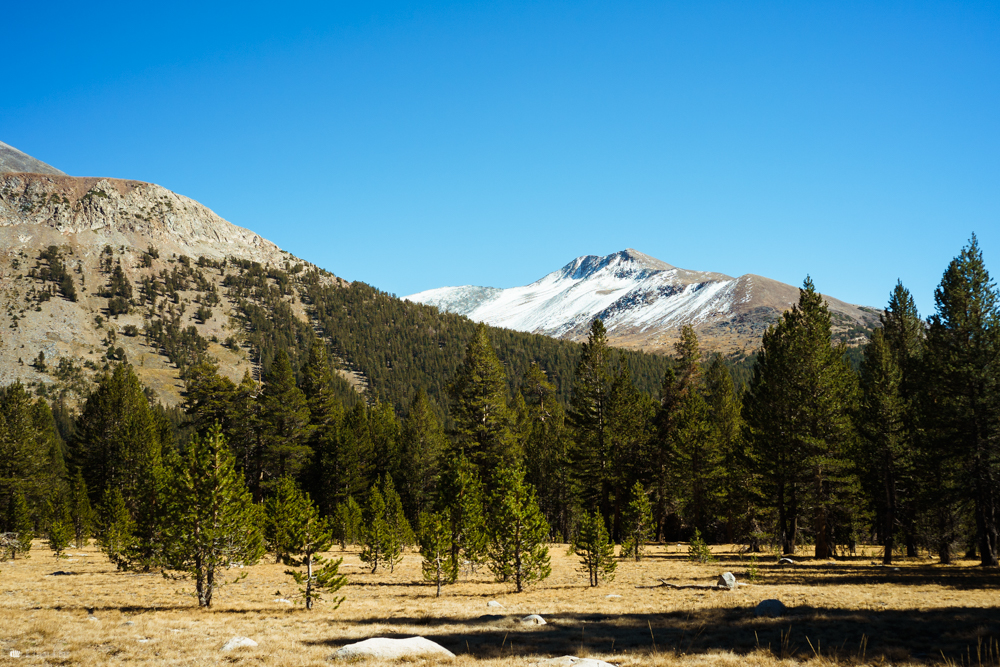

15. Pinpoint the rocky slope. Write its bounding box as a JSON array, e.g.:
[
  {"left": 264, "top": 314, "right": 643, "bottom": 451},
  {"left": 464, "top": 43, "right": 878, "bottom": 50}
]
[
  {"left": 0, "top": 165, "right": 343, "bottom": 406},
  {"left": 0, "top": 141, "right": 65, "bottom": 176},
  {"left": 406, "top": 249, "right": 880, "bottom": 354}
]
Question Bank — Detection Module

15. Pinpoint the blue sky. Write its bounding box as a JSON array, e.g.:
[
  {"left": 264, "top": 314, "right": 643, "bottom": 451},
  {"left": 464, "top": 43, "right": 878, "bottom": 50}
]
[{"left": 4, "top": 1, "right": 998, "bottom": 316}]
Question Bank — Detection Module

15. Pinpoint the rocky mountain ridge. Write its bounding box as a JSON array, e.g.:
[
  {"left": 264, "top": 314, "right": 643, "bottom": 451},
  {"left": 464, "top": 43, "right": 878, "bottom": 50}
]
[
  {"left": 0, "top": 141, "right": 65, "bottom": 176},
  {"left": 406, "top": 248, "right": 880, "bottom": 353}
]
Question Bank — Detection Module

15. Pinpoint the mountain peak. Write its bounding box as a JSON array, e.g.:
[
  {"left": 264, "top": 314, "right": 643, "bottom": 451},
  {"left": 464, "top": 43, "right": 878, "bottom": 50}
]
[
  {"left": 0, "top": 141, "right": 65, "bottom": 176},
  {"left": 560, "top": 248, "right": 675, "bottom": 281}
]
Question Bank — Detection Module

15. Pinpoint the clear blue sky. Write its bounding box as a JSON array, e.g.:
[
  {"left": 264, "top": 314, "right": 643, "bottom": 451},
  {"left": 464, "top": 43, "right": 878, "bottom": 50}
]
[{"left": 4, "top": 1, "right": 998, "bottom": 317}]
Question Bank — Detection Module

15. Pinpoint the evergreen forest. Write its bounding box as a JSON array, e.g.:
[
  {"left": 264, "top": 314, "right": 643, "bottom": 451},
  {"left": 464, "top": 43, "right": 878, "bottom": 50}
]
[{"left": 3, "top": 235, "right": 1000, "bottom": 607}]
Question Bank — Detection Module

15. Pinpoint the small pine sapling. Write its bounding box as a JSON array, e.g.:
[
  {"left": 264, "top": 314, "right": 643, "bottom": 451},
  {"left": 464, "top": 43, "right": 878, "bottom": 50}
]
[
  {"left": 278, "top": 480, "right": 346, "bottom": 610},
  {"left": 688, "top": 528, "right": 716, "bottom": 563},
  {"left": 573, "top": 510, "right": 616, "bottom": 587},
  {"left": 360, "top": 476, "right": 409, "bottom": 574},
  {"left": 98, "top": 488, "right": 136, "bottom": 570},
  {"left": 418, "top": 511, "right": 457, "bottom": 596},
  {"left": 46, "top": 500, "right": 72, "bottom": 558},
  {"left": 485, "top": 464, "right": 551, "bottom": 592},
  {"left": 620, "top": 481, "right": 654, "bottom": 561},
  {"left": 334, "top": 496, "right": 363, "bottom": 548}
]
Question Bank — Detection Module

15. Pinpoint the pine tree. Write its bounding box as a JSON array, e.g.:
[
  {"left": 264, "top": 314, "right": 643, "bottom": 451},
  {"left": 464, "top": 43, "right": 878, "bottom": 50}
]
[
  {"left": 161, "top": 424, "right": 265, "bottom": 608},
  {"left": 399, "top": 390, "right": 447, "bottom": 525},
  {"left": 620, "top": 481, "right": 654, "bottom": 561},
  {"left": 69, "top": 470, "right": 94, "bottom": 548},
  {"left": 858, "top": 328, "right": 909, "bottom": 564},
  {"left": 605, "top": 362, "right": 654, "bottom": 540},
  {"left": 574, "top": 510, "right": 616, "bottom": 586},
  {"left": 704, "top": 355, "right": 755, "bottom": 545},
  {"left": 419, "top": 511, "right": 457, "bottom": 596},
  {"left": 449, "top": 324, "right": 516, "bottom": 475},
  {"left": 0, "top": 383, "right": 52, "bottom": 520},
  {"left": 259, "top": 349, "right": 312, "bottom": 486},
  {"left": 880, "top": 282, "right": 924, "bottom": 557},
  {"left": 10, "top": 488, "right": 34, "bottom": 559},
  {"left": 333, "top": 497, "right": 363, "bottom": 548},
  {"left": 73, "top": 364, "right": 162, "bottom": 516},
  {"left": 569, "top": 319, "right": 615, "bottom": 528},
  {"left": 266, "top": 476, "right": 303, "bottom": 564},
  {"left": 922, "top": 236, "right": 1000, "bottom": 566},
  {"left": 45, "top": 499, "right": 72, "bottom": 558},
  {"left": 520, "top": 364, "right": 577, "bottom": 541},
  {"left": 97, "top": 488, "right": 135, "bottom": 570},
  {"left": 437, "top": 452, "right": 487, "bottom": 573},
  {"left": 278, "top": 480, "right": 345, "bottom": 610},
  {"left": 359, "top": 476, "right": 408, "bottom": 573},
  {"left": 485, "top": 463, "right": 551, "bottom": 592},
  {"left": 300, "top": 345, "right": 347, "bottom": 516},
  {"left": 744, "top": 278, "right": 859, "bottom": 556}
]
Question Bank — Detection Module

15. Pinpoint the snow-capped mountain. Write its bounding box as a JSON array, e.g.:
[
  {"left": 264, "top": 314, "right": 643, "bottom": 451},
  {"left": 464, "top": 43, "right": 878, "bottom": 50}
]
[{"left": 406, "top": 249, "right": 879, "bottom": 353}]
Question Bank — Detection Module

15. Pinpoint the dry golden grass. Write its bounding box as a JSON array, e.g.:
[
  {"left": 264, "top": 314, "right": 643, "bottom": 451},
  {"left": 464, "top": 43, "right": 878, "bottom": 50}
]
[{"left": 1, "top": 541, "right": 999, "bottom": 666}]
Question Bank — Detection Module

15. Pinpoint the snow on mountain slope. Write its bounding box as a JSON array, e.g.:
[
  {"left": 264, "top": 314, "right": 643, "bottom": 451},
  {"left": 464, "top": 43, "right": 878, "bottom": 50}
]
[{"left": 406, "top": 249, "right": 879, "bottom": 353}]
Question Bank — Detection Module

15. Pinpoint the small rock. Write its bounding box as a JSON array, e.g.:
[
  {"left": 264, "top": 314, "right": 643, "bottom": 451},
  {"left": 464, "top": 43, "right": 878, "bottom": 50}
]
[
  {"left": 605, "top": 594, "right": 622, "bottom": 599},
  {"left": 778, "top": 557, "right": 794, "bottom": 565},
  {"left": 521, "top": 614, "right": 546, "bottom": 625},
  {"left": 892, "top": 567, "right": 900, "bottom": 572},
  {"left": 137, "top": 638, "right": 151, "bottom": 643},
  {"left": 536, "top": 657, "right": 617, "bottom": 667},
  {"left": 755, "top": 599, "right": 787, "bottom": 618},
  {"left": 9, "top": 650, "right": 21, "bottom": 658},
  {"left": 274, "top": 598, "right": 292, "bottom": 604},
  {"left": 87, "top": 617, "right": 99, "bottom": 623},
  {"left": 333, "top": 637, "right": 455, "bottom": 660},
  {"left": 717, "top": 572, "right": 737, "bottom": 590},
  {"left": 487, "top": 600, "right": 503, "bottom": 608},
  {"left": 221, "top": 636, "right": 257, "bottom": 651}
]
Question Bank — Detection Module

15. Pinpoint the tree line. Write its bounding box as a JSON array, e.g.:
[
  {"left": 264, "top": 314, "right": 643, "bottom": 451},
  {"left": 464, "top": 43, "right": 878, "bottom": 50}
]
[{"left": 2, "top": 235, "right": 999, "bottom": 611}]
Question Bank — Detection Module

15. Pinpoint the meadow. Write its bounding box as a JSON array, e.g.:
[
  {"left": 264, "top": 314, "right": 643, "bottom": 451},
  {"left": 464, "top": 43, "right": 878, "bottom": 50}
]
[{"left": 1, "top": 542, "right": 998, "bottom": 666}]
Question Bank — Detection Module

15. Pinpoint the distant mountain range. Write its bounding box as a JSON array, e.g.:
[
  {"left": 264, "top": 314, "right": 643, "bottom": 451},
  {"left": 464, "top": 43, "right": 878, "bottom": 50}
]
[{"left": 406, "top": 248, "right": 880, "bottom": 354}]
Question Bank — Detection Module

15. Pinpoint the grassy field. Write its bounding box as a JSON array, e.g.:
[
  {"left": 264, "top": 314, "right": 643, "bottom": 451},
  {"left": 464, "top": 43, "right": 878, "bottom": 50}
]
[{"left": 1, "top": 541, "right": 999, "bottom": 666}]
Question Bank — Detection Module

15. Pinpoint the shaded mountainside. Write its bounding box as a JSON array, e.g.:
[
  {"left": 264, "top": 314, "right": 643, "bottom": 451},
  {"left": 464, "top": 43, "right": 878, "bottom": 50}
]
[
  {"left": 407, "top": 248, "right": 881, "bottom": 354},
  {"left": 0, "top": 170, "right": 674, "bottom": 412},
  {"left": 0, "top": 141, "right": 65, "bottom": 176}
]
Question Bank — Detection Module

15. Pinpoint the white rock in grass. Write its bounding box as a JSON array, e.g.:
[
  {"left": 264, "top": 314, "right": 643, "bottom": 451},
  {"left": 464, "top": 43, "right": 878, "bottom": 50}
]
[
  {"left": 779, "top": 557, "right": 795, "bottom": 565},
  {"left": 487, "top": 600, "right": 503, "bottom": 608},
  {"left": 221, "top": 636, "right": 258, "bottom": 651},
  {"left": 536, "top": 657, "right": 617, "bottom": 667},
  {"left": 717, "top": 572, "right": 737, "bottom": 590},
  {"left": 754, "top": 599, "right": 787, "bottom": 617},
  {"left": 9, "top": 650, "right": 21, "bottom": 658},
  {"left": 521, "top": 614, "right": 546, "bottom": 625},
  {"left": 605, "top": 594, "right": 622, "bottom": 599},
  {"left": 334, "top": 637, "right": 455, "bottom": 660}
]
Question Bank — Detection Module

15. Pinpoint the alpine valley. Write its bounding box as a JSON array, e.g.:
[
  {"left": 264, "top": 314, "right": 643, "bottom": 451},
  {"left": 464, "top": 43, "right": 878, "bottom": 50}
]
[{"left": 406, "top": 249, "right": 880, "bottom": 354}]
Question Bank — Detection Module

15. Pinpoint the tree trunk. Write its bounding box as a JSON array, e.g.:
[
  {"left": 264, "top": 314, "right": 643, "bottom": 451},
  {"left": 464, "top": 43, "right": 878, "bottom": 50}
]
[{"left": 305, "top": 555, "right": 314, "bottom": 609}]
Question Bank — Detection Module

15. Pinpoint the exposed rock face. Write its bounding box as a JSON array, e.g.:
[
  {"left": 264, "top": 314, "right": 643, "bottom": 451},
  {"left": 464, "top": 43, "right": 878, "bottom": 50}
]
[
  {"left": 0, "top": 173, "right": 286, "bottom": 265},
  {"left": 0, "top": 141, "right": 65, "bottom": 176},
  {"left": 0, "top": 171, "right": 343, "bottom": 406},
  {"left": 717, "top": 572, "right": 737, "bottom": 590}
]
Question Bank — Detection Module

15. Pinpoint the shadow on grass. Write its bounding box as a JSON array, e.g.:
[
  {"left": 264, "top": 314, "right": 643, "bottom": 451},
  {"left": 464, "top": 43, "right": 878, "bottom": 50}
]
[{"left": 306, "top": 606, "right": 1000, "bottom": 664}]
